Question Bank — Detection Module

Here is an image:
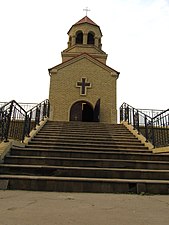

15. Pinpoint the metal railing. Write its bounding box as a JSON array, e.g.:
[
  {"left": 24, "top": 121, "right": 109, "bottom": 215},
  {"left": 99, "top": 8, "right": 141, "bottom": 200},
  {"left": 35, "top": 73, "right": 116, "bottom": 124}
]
[
  {"left": 152, "top": 109, "right": 169, "bottom": 147},
  {"left": 120, "top": 103, "right": 169, "bottom": 148},
  {"left": 0, "top": 102, "right": 38, "bottom": 111},
  {"left": 0, "top": 99, "right": 50, "bottom": 142},
  {"left": 138, "top": 108, "right": 164, "bottom": 118}
]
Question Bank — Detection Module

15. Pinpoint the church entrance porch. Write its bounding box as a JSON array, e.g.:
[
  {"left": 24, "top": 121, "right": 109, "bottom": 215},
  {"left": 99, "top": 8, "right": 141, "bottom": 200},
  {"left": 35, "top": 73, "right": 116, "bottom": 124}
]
[{"left": 70, "top": 101, "right": 94, "bottom": 122}]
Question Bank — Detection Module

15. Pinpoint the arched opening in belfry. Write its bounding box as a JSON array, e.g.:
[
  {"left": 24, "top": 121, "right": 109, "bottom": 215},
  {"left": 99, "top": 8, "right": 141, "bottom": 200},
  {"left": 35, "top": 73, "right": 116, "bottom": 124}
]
[
  {"left": 87, "top": 32, "right": 95, "bottom": 44},
  {"left": 76, "top": 31, "right": 83, "bottom": 44}
]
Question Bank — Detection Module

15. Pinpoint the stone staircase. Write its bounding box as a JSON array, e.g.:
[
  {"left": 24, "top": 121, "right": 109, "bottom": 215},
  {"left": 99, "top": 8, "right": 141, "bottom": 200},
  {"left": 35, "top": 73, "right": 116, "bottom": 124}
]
[{"left": 0, "top": 121, "right": 169, "bottom": 194}]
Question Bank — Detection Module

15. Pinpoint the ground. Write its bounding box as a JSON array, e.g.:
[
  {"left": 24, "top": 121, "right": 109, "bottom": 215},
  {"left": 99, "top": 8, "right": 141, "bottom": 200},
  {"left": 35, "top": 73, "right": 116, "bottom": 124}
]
[{"left": 0, "top": 190, "right": 169, "bottom": 225}]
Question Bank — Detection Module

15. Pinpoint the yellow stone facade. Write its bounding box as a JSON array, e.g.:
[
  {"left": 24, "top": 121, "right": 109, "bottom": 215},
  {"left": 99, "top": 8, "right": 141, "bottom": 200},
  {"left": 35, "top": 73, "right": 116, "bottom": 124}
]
[{"left": 49, "top": 16, "right": 119, "bottom": 123}]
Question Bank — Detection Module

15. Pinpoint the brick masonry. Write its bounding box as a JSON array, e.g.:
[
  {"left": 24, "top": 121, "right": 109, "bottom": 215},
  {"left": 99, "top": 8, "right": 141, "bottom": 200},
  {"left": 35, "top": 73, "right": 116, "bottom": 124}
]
[{"left": 48, "top": 16, "right": 119, "bottom": 123}]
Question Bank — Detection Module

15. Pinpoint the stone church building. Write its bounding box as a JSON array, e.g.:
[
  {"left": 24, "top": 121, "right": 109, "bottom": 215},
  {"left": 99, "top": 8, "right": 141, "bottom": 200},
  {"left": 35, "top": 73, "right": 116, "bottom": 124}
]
[{"left": 48, "top": 16, "right": 120, "bottom": 123}]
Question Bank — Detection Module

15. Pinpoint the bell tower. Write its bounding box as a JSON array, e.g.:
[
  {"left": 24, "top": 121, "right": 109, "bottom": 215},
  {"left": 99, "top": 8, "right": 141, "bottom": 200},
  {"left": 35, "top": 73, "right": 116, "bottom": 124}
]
[
  {"left": 49, "top": 16, "right": 120, "bottom": 123},
  {"left": 61, "top": 16, "right": 108, "bottom": 64}
]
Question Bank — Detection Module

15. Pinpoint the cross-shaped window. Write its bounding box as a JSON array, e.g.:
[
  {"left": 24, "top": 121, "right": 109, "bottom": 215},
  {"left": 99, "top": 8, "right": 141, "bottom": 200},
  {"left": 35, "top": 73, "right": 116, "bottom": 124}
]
[{"left": 76, "top": 77, "right": 91, "bottom": 96}]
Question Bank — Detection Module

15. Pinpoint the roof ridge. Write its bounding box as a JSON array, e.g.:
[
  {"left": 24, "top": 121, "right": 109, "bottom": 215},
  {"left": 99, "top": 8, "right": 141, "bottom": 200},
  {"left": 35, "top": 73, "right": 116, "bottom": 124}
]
[{"left": 75, "top": 16, "right": 98, "bottom": 26}]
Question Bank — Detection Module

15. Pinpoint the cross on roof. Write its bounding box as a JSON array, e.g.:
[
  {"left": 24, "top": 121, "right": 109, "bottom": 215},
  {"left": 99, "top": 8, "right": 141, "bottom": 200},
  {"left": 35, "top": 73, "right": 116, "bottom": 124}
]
[
  {"left": 83, "top": 7, "right": 91, "bottom": 16},
  {"left": 76, "top": 77, "right": 91, "bottom": 95}
]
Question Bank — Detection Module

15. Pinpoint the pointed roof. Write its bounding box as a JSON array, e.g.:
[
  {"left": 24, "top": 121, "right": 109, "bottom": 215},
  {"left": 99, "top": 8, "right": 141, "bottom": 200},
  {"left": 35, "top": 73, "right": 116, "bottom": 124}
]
[
  {"left": 75, "top": 16, "right": 98, "bottom": 26},
  {"left": 68, "top": 16, "right": 102, "bottom": 35}
]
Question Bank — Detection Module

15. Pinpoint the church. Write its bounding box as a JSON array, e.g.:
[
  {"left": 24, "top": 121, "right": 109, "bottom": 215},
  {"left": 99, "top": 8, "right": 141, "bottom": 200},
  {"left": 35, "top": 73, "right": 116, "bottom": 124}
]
[
  {"left": 0, "top": 14, "right": 169, "bottom": 196},
  {"left": 48, "top": 15, "right": 120, "bottom": 123}
]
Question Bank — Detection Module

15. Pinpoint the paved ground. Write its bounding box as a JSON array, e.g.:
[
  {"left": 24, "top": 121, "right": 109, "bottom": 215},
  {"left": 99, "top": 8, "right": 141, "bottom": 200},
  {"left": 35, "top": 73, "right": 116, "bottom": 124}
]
[{"left": 0, "top": 190, "right": 169, "bottom": 225}]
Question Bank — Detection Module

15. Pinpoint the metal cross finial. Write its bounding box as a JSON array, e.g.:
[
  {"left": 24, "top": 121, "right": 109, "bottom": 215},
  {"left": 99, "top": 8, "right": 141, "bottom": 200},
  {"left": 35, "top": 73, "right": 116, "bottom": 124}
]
[{"left": 83, "top": 7, "right": 90, "bottom": 16}]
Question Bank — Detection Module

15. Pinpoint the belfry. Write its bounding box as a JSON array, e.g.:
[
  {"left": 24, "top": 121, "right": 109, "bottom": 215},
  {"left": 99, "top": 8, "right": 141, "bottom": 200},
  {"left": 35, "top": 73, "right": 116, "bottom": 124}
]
[{"left": 48, "top": 16, "right": 120, "bottom": 123}]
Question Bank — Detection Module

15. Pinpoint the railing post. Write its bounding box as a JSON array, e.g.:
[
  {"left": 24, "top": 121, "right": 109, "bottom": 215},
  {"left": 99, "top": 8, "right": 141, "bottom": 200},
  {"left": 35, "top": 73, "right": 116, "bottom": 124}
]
[
  {"left": 0, "top": 109, "right": 2, "bottom": 141},
  {"left": 151, "top": 117, "right": 155, "bottom": 147},
  {"left": 47, "top": 100, "right": 50, "bottom": 118},
  {"left": 22, "top": 110, "right": 32, "bottom": 141},
  {"left": 42, "top": 102, "right": 46, "bottom": 120},
  {"left": 144, "top": 115, "right": 148, "bottom": 142},
  {"left": 133, "top": 108, "right": 135, "bottom": 129},
  {"left": 35, "top": 106, "right": 40, "bottom": 127},
  {"left": 125, "top": 106, "right": 129, "bottom": 122},
  {"left": 27, "top": 110, "right": 32, "bottom": 135},
  {"left": 4, "top": 101, "right": 13, "bottom": 142},
  {"left": 134, "top": 110, "right": 139, "bottom": 134},
  {"left": 120, "top": 105, "right": 123, "bottom": 122},
  {"left": 167, "top": 115, "right": 169, "bottom": 145},
  {"left": 22, "top": 113, "right": 28, "bottom": 142}
]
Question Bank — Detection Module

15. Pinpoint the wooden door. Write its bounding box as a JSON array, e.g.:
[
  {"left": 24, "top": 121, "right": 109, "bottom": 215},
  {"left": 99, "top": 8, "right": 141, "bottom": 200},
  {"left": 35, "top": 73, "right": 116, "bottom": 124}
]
[{"left": 70, "top": 102, "right": 82, "bottom": 121}]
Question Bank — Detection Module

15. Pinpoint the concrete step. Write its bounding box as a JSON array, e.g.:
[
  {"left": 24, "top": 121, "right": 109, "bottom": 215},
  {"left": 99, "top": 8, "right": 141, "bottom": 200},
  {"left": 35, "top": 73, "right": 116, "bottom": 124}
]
[
  {"left": 40, "top": 122, "right": 131, "bottom": 132},
  {"left": 31, "top": 137, "right": 144, "bottom": 146},
  {"left": 1, "top": 164, "right": 169, "bottom": 180},
  {"left": 0, "top": 174, "right": 169, "bottom": 194},
  {"left": 4, "top": 155, "right": 169, "bottom": 170},
  {"left": 9, "top": 147, "right": 169, "bottom": 161},
  {"left": 44, "top": 124, "right": 125, "bottom": 131},
  {"left": 40, "top": 127, "right": 131, "bottom": 136},
  {"left": 11, "top": 146, "right": 151, "bottom": 156},
  {"left": 27, "top": 142, "right": 148, "bottom": 150},
  {"left": 28, "top": 141, "right": 147, "bottom": 150},
  {"left": 44, "top": 121, "right": 123, "bottom": 127},
  {"left": 36, "top": 132, "right": 135, "bottom": 140},
  {"left": 34, "top": 134, "right": 138, "bottom": 141}
]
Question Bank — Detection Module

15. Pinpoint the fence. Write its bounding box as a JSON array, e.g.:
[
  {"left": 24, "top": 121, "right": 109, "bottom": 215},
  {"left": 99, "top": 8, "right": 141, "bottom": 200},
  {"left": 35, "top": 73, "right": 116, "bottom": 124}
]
[
  {"left": 120, "top": 102, "right": 169, "bottom": 148},
  {"left": 0, "top": 99, "right": 50, "bottom": 142}
]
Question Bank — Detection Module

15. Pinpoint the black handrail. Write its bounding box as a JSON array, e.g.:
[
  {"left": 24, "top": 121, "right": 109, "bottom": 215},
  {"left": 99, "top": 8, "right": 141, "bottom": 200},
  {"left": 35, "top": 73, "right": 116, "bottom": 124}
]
[
  {"left": 24, "top": 99, "right": 50, "bottom": 137},
  {"left": 120, "top": 103, "right": 169, "bottom": 148},
  {"left": 0, "top": 99, "right": 50, "bottom": 142},
  {"left": 0, "top": 102, "right": 38, "bottom": 111}
]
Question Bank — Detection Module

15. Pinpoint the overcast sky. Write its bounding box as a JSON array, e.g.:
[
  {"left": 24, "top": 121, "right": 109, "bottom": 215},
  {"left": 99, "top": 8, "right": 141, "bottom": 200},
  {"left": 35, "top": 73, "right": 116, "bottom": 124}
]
[{"left": 0, "top": 0, "right": 169, "bottom": 111}]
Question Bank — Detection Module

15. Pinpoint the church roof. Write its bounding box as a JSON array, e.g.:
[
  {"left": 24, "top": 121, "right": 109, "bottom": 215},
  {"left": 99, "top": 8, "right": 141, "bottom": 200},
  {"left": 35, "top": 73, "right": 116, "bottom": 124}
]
[
  {"left": 68, "top": 16, "right": 102, "bottom": 35},
  {"left": 75, "top": 16, "right": 98, "bottom": 26}
]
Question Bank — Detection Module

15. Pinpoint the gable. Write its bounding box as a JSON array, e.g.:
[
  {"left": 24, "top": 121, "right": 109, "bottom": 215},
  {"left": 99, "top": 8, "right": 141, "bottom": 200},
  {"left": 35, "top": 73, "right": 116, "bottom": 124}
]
[{"left": 49, "top": 53, "right": 120, "bottom": 78}]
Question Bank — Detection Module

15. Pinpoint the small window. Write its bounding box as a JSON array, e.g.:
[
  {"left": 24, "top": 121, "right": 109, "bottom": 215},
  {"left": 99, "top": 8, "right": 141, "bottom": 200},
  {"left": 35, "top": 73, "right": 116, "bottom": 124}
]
[
  {"left": 87, "top": 32, "right": 95, "bottom": 44},
  {"left": 76, "top": 31, "right": 83, "bottom": 44}
]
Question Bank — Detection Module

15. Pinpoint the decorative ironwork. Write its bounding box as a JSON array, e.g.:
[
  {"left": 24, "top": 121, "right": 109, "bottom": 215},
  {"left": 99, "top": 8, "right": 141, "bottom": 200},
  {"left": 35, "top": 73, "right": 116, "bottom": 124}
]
[
  {"left": 120, "top": 103, "right": 169, "bottom": 148},
  {"left": 0, "top": 99, "right": 50, "bottom": 143}
]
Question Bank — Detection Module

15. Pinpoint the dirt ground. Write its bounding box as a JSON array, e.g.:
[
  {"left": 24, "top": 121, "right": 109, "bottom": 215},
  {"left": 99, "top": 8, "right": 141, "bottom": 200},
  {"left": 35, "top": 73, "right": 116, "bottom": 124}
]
[{"left": 0, "top": 190, "right": 169, "bottom": 225}]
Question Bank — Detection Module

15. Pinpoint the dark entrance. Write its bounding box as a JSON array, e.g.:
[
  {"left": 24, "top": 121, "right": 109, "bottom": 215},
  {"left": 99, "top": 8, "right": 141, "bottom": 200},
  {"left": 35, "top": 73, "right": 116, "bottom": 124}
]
[
  {"left": 82, "top": 103, "right": 93, "bottom": 122},
  {"left": 70, "top": 101, "right": 93, "bottom": 122},
  {"left": 70, "top": 99, "right": 100, "bottom": 122}
]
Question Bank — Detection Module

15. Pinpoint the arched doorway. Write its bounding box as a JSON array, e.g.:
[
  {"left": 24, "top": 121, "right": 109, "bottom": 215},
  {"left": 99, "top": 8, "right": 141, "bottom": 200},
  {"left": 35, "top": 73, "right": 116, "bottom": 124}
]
[{"left": 70, "top": 101, "right": 94, "bottom": 122}]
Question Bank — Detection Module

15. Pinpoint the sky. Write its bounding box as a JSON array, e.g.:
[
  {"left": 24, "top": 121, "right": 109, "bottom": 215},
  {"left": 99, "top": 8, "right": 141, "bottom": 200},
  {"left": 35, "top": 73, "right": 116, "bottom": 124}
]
[{"left": 0, "top": 0, "right": 169, "bottom": 111}]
